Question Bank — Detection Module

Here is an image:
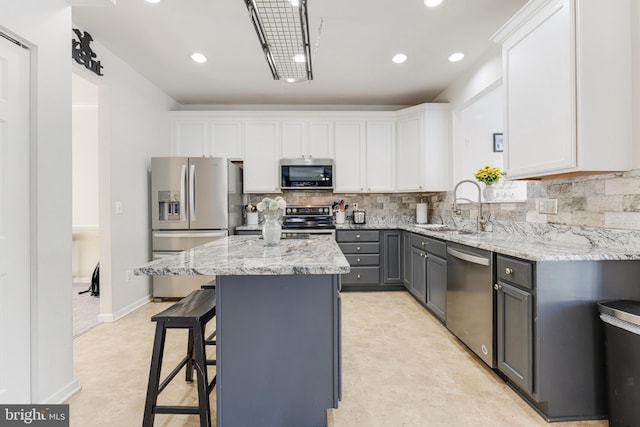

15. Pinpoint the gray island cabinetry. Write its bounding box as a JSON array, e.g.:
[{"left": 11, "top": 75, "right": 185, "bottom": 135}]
[{"left": 135, "top": 236, "right": 349, "bottom": 427}]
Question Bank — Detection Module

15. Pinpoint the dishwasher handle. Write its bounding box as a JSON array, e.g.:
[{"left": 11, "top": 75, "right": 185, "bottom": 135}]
[{"left": 447, "top": 247, "right": 490, "bottom": 266}]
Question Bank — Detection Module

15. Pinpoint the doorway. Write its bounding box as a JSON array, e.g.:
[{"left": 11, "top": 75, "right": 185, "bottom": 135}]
[{"left": 71, "top": 73, "right": 100, "bottom": 336}]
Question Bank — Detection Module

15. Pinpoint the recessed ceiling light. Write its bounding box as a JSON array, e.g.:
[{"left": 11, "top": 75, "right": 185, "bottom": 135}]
[
  {"left": 448, "top": 52, "right": 464, "bottom": 62},
  {"left": 146, "top": 0, "right": 161, "bottom": 3},
  {"left": 289, "top": 0, "right": 300, "bottom": 6},
  {"left": 424, "top": 0, "right": 443, "bottom": 7},
  {"left": 294, "top": 54, "right": 306, "bottom": 63},
  {"left": 392, "top": 53, "right": 407, "bottom": 64},
  {"left": 191, "top": 52, "right": 207, "bottom": 64}
]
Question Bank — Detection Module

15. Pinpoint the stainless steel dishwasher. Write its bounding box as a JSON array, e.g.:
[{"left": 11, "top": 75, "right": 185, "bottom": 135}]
[{"left": 446, "top": 242, "right": 495, "bottom": 367}]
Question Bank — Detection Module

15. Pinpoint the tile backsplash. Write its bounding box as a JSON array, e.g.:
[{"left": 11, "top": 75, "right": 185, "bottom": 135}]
[{"left": 247, "top": 169, "right": 640, "bottom": 232}]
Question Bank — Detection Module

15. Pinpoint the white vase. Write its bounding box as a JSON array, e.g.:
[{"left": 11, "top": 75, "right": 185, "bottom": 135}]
[
  {"left": 262, "top": 216, "right": 282, "bottom": 245},
  {"left": 483, "top": 183, "right": 497, "bottom": 201}
]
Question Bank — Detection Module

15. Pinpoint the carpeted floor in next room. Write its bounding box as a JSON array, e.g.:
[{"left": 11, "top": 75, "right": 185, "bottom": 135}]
[
  {"left": 72, "top": 282, "right": 100, "bottom": 337},
  {"left": 67, "top": 292, "right": 609, "bottom": 427}
]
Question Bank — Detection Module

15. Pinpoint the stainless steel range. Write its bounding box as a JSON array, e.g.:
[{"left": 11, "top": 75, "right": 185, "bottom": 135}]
[{"left": 282, "top": 205, "right": 336, "bottom": 238}]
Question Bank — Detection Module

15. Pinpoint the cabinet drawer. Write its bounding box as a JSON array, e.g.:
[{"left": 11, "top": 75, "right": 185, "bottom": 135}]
[
  {"left": 410, "top": 234, "right": 446, "bottom": 258},
  {"left": 337, "top": 230, "right": 379, "bottom": 242},
  {"left": 338, "top": 242, "right": 380, "bottom": 254},
  {"left": 496, "top": 255, "right": 533, "bottom": 290},
  {"left": 345, "top": 254, "right": 380, "bottom": 266},
  {"left": 342, "top": 267, "right": 380, "bottom": 285}
]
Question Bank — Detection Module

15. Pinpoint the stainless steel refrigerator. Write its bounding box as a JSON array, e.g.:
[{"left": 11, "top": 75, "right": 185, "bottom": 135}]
[{"left": 151, "top": 157, "right": 242, "bottom": 298}]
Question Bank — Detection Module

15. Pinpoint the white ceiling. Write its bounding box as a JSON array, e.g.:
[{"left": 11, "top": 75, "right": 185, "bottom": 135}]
[{"left": 71, "top": 0, "right": 527, "bottom": 107}]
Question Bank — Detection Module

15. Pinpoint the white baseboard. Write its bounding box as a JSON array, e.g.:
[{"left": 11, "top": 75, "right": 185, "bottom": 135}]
[
  {"left": 98, "top": 293, "right": 152, "bottom": 323},
  {"left": 42, "top": 379, "right": 81, "bottom": 404}
]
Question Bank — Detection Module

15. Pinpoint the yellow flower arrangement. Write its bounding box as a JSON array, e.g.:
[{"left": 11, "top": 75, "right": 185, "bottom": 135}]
[{"left": 474, "top": 165, "right": 502, "bottom": 185}]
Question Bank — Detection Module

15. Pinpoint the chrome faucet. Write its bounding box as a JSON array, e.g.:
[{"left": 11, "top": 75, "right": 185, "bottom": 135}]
[{"left": 452, "top": 180, "right": 490, "bottom": 232}]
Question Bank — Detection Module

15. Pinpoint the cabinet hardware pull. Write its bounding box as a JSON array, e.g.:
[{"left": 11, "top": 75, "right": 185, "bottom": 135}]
[
  {"left": 357, "top": 274, "right": 361, "bottom": 279},
  {"left": 356, "top": 258, "right": 361, "bottom": 262},
  {"left": 356, "top": 234, "right": 361, "bottom": 239},
  {"left": 494, "top": 283, "right": 502, "bottom": 291},
  {"left": 356, "top": 246, "right": 361, "bottom": 251},
  {"left": 505, "top": 267, "right": 513, "bottom": 275},
  {"left": 421, "top": 242, "right": 425, "bottom": 246}
]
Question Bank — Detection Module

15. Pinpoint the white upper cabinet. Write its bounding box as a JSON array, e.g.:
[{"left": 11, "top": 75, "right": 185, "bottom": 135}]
[
  {"left": 333, "top": 119, "right": 396, "bottom": 193},
  {"left": 209, "top": 120, "right": 243, "bottom": 160},
  {"left": 172, "top": 119, "right": 207, "bottom": 157},
  {"left": 334, "top": 122, "right": 366, "bottom": 192},
  {"left": 491, "top": 0, "right": 632, "bottom": 179},
  {"left": 395, "top": 104, "right": 450, "bottom": 192},
  {"left": 365, "top": 121, "right": 395, "bottom": 192},
  {"left": 243, "top": 121, "right": 281, "bottom": 193},
  {"left": 281, "top": 120, "right": 334, "bottom": 159}
]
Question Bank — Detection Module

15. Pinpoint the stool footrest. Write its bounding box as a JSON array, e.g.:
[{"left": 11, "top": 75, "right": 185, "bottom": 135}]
[
  {"left": 208, "top": 376, "right": 217, "bottom": 394},
  {"left": 154, "top": 405, "right": 200, "bottom": 415}
]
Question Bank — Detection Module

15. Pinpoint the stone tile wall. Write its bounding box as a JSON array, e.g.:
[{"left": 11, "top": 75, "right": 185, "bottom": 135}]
[
  {"left": 429, "top": 169, "right": 640, "bottom": 232},
  {"left": 247, "top": 169, "right": 640, "bottom": 232}
]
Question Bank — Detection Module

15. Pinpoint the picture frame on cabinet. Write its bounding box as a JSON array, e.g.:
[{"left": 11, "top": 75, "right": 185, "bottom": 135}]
[{"left": 493, "top": 133, "right": 504, "bottom": 152}]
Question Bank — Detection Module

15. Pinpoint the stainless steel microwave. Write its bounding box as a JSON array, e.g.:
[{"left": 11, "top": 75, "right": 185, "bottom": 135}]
[{"left": 280, "top": 158, "right": 334, "bottom": 190}]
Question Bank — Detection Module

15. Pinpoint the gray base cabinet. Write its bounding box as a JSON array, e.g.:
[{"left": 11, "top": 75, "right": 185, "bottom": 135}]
[
  {"left": 337, "top": 229, "right": 404, "bottom": 290},
  {"left": 496, "top": 256, "right": 534, "bottom": 395},
  {"left": 495, "top": 253, "right": 640, "bottom": 421},
  {"left": 406, "top": 233, "right": 447, "bottom": 322},
  {"left": 426, "top": 253, "right": 447, "bottom": 322}
]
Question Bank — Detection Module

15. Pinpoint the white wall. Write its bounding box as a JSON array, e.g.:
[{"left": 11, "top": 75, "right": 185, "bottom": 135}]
[
  {"left": 72, "top": 108, "right": 98, "bottom": 227},
  {"left": 0, "top": 0, "right": 77, "bottom": 403},
  {"left": 633, "top": 0, "right": 640, "bottom": 168},
  {"left": 72, "top": 36, "right": 175, "bottom": 321}
]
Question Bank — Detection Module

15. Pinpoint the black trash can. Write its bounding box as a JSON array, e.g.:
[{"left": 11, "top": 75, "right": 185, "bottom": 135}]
[{"left": 598, "top": 300, "right": 640, "bottom": 427}]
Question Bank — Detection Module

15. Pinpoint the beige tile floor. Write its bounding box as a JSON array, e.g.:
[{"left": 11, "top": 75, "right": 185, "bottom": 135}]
[{"left": 67, "top": 291, "right": 609, "bottom": 427}]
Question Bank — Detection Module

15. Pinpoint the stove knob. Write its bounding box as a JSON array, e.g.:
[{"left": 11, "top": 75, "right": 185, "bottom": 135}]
[
  {"left": 292, "top": 208, "right": 297, "bottom": 213},
  {"left": 323, "top": 208, "right": 329, "bottom": 213}
]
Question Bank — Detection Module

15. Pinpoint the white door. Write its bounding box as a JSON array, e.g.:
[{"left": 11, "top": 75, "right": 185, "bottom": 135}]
[{"left": 0, "top": 35, "right": 31, "bottom": 403}]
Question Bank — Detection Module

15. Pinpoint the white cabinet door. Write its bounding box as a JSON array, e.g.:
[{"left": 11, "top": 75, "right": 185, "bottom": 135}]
[
  {"left": 422, "top": 105, "right": 450, "bottom": 191},
  {"left": 281, "top": 121, "right": 307, "bottom": 158},
  {"left": 334, "top": 122, "right": 365, "bottom": 192},
  {"left": 396, "top": 114, "right": 423, "bottom": 191},
  {"left": 493, "top": 0, "right": 632, "bottom": 179},
  {"left": 244, "top": 121, "right": 281, "bottom": 193},
  {"left": 210, "top": 120, "right": 243, "bottom": 160},
  {"left": 308, "top": 121, "right": 334, "bottom": 158},
  {"left": 172, "top": 120, "right": 207, "bottom": 156},
  {"left": 503, "top": 0, "right": 575, "bottom": 177},
  {"left": 365, "top": 121, "right": 395, "bottom": 192}
]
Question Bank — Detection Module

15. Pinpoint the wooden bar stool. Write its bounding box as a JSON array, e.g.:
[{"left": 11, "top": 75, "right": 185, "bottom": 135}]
[{"left": 142, "top": 289, "right": 217, "bottom": 427}]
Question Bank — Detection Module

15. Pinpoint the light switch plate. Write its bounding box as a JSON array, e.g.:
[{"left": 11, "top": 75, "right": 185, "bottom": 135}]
[{"left": 537, "top": 198, "right": 558, "bottom": 215}]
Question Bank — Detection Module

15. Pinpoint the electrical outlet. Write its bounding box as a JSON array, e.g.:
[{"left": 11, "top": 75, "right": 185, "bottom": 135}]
[
  {"left": 537, "top": 198, "right": 558, "bottom": 215},
  {"left": 115, "top": 201, "right": 124, "bottom": 215},
  {"left": 125, "top": 269, "right": 133, "bottom": 282},
  {"left": 353, "top": 203, "right": 358, "bottom": 210}
]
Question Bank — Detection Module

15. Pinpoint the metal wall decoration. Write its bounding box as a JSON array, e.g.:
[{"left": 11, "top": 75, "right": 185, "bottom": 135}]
[{"left": 72, "top": 29, "right": 104, "bottom": 76}]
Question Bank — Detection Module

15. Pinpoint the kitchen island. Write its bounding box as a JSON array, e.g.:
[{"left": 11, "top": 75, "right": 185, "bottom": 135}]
[{"left": 135, "top": 235, "right": 350, "bottom": 427}]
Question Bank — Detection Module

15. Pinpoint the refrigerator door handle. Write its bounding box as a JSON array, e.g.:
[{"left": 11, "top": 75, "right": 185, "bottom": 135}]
[
  {"left": 189, "top": 164, "right": 196, "bottom": 221},
  {"left": 180, "top": 164, "right": 187, "bottom": 222},
  {"left": 153, "top": 231, "right": 228, "bottom": 239}
]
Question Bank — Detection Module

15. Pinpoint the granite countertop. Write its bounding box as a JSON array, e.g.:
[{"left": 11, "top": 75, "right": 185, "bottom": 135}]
[
  {"left": 134, "top": 235, "right": 350, "bottom": 276},
  {"left": 338, "top": 223, "right": 640, "bottom": 262},
  {"left": 235, "top": 220, "right": 640, "bottom": 262}
]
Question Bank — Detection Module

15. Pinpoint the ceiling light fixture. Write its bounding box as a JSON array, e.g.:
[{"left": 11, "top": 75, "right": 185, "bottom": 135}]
[
  {"left": 243, "top": 0, "right": 313, "bottom": 82},
  {"left": 448, "top": 52, "right": 464, "bottom": 62},
  {"left": 424, "top": 0, "right": 443, "bottom": 7},
  {"left": 392, "top": 53, "right": 407, "bottom": 64},
  {"left": 191, "top": 52, "right": 207, "bottom": 63},
  {"left": 146, "top": 0, "right": 162, "bottom": 3}
]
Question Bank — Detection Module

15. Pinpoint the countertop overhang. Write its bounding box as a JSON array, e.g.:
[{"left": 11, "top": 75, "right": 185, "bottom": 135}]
[{"left": 135, "top": 235, "right": 350, "bottom": 276}]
